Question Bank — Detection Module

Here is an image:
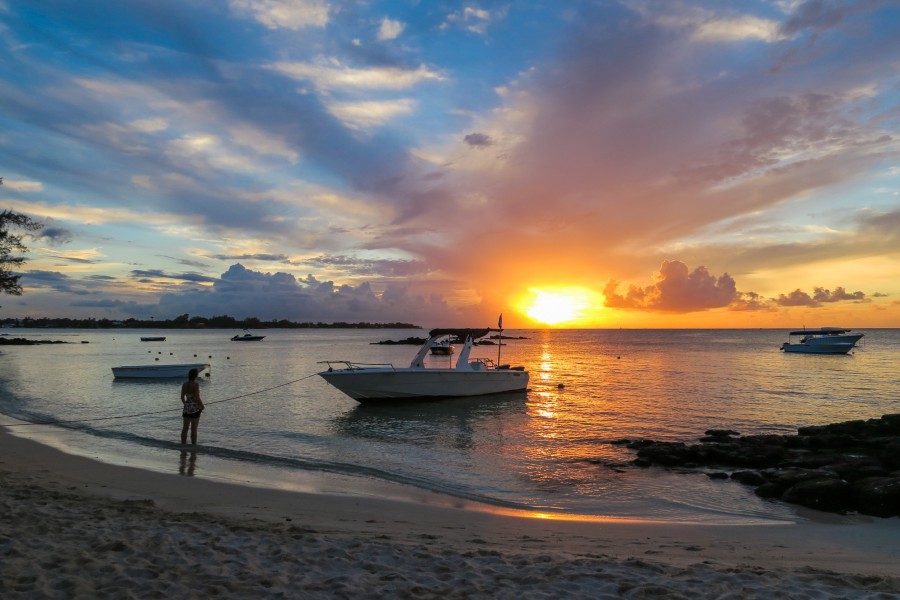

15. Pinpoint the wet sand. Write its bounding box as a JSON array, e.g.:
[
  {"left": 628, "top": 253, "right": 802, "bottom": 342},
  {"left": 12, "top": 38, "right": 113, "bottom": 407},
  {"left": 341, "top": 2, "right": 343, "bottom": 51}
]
[{"left": 2, "top": 426, "right": 900, "bottom": 598}]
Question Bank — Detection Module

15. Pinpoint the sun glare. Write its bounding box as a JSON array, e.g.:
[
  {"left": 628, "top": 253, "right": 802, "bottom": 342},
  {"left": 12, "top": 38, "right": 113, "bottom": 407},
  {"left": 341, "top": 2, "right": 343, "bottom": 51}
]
[{"left": 524, "top": 289, "right": 591, "bottom": 326}]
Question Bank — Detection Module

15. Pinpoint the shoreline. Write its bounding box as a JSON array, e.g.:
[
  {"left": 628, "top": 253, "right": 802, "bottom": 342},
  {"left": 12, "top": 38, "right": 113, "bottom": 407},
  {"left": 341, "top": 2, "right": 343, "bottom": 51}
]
[{"left": 3, "top": 426, "right": 900, "bottom": 597}]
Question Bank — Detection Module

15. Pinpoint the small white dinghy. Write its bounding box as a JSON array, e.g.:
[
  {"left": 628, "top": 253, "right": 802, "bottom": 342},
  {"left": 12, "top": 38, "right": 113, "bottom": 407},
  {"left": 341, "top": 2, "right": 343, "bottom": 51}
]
[{"left": 112, "top": 363, "right": 210, "bottom": 379}]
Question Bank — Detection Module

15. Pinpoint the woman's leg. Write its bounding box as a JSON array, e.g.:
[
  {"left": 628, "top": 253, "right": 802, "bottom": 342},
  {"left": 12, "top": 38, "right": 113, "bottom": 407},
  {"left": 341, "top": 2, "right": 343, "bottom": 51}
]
[
  {"left": 190, "top": 417, "right": 199, "bottom": 444},
  {"left": 181, "top": 418, "right": 190, "bottom": 444}
]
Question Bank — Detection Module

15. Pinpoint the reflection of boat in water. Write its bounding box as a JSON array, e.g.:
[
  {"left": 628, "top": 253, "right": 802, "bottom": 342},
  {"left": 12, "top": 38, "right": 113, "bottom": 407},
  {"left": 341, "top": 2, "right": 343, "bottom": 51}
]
[
  {"left": 140, "top": 336, "right": 166, "bottom": 342},
  {"left": 430, "top": 339, "right": 455, "bottom": 355},
  {"left": 231, "top": 330, "right": 266, "bottom": 341},
  {"left": 319, "top": 328, "right": 528, "bottom": 402},
  {"left": 780, "top": 328, "right": 864, "bottom": 354},
  {"left": 112, "top": 363, "right": 209, "bottom": 379}
]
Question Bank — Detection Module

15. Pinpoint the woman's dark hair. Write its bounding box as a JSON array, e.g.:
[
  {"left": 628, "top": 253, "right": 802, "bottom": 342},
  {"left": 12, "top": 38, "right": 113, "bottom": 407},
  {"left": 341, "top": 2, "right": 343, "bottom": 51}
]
[{"left": 188, "top": 368, "right": 199, "bottom": 380}]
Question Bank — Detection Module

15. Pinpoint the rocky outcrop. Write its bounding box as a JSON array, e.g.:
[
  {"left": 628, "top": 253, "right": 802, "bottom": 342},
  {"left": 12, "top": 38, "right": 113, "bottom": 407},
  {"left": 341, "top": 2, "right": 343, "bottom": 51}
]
[{"left": 616, "top": 414, "right": 900, "bottom": 517}]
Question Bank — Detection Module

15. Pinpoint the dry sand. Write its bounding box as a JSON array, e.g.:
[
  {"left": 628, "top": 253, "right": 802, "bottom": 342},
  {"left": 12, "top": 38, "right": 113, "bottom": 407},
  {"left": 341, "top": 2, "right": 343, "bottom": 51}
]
[{"left": 2, "top": 426, "right": 900, "bottom": 599}]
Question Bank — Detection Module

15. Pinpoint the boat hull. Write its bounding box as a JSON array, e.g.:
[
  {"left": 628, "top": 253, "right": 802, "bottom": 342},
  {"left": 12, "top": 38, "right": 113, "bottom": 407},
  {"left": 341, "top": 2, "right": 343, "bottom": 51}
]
[
  {"left": 781, "top": 343, "right": 859, "bottom": 354},
  {"left": 319, "top": 368, "right": 529, "bottom": 401},
  {"left": 112, "top": 363, "right": 210, "bottom": 379}
]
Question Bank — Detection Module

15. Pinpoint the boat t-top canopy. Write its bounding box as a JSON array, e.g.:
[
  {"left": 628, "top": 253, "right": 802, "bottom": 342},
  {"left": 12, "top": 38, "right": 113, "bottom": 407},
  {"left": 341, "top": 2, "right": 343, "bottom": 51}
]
[{"left": 787, "top": 327, "right": 853, "bottom": 335}]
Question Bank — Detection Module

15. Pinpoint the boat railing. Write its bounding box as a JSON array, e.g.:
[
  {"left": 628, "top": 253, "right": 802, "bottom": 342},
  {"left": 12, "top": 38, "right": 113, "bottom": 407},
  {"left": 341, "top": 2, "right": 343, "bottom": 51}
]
[
  {"left": 468, "top": 357, "right": 497, "bottom": 370},
  {"left": 318, "top": 360, "right": 396, "bottom": 371}
]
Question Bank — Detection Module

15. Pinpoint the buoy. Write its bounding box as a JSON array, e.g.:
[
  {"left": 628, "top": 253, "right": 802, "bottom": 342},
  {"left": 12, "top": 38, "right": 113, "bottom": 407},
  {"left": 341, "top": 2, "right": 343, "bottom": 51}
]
[
  {"left": 558, "top": 383, "right": 564, "bottom": 389},
  {"left": 617, "top": 356, "right": 620, "bottom": 359},
  {"left": 193, "top": 354, "right": 197, "bottom": 357},
  {"left": 155, "top": 357, "right": 159, "bottom": 361}
]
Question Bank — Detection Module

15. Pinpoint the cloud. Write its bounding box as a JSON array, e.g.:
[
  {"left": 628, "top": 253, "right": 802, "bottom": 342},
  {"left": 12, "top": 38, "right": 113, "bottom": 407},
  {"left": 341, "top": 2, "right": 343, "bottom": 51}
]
[
  {"left": 300, "top": 255, "right": 430, "bottom": 277},
  {"left": 463, "top": 133, "right": 493, "bottom": 148},
  {"left": 37, "top": 226, "right": 75, "bottom": 246},
  {"left": 692, "top": 16, "right": 785, "bottom": 42},
  {"left": 326, "top": 98, "right": 416, "bottom": 130},
  {"left": 268, "top": 60, "right": 443, "bottom": 92},
  {"left": 441, "top": 6, "right": 504, "bottom": 34},
  {"left": 603, "top": 260, "right": 739, "bottom": 313},
  {"left": 210, "top": 253, "right": 290, "bottom": 262},
  {"left": 774, "top": 286, "right": 869, "bottom": 307},
  {"left": 1, "top": 179, "right": 43, "bottom": 192},
  {"left": 151, "top": 263, "right": 449, "bottom": 323},
  {"left": 130, "top": 269, "right": 219, "bottom": 284},
  {"left": 377, "top": 17, "right": 405, "bottom": 41},
  {"left": 774, "top": 288, "right": 819, "bottom": 307},
  {"left": 229, "top": 0, "right": 329, "bottom": 30}
]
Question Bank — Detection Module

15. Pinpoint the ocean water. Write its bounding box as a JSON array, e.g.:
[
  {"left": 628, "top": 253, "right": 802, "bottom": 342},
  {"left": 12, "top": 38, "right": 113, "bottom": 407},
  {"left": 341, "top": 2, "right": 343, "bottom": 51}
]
[{"left": 1, "top": 327, "right": 897, "bottom": 524}]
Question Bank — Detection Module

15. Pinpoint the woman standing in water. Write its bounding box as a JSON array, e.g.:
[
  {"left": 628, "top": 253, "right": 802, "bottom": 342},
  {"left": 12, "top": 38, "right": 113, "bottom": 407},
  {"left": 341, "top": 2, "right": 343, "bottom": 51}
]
[{"left": 180, "top": 368, "right": 205, "bottom": 444}]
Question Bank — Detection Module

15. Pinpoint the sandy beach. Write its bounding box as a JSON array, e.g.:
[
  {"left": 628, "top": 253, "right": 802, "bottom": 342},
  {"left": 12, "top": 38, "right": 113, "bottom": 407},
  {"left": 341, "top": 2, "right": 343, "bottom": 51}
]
[{"left": 2, "top": 427, "right": 900, "bottom": 598}]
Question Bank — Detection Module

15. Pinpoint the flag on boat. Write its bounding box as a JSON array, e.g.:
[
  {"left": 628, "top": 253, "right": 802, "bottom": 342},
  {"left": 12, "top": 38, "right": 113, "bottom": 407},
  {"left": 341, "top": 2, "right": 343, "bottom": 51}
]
[{"left": 498, "top": 313, "right": 503, "bottom": 330}]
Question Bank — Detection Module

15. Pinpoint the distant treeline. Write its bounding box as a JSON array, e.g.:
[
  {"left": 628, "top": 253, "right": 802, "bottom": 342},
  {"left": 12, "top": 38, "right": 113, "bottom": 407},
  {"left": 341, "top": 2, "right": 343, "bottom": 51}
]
[{"left": 1, "top": 314, "right": 420, "bottom": 330}]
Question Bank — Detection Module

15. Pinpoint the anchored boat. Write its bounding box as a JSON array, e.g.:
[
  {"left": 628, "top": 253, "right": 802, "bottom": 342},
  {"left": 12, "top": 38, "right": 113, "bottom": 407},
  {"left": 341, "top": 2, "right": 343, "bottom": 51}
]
[
  {"left": 780, "top": 328, "right": 864, "bottom": 354},
  {"left": 112, "top": 362, "right": 210, "bottom": 379},
  {"left": 319, "top": 328, "right": 528, "bottom": 402}
]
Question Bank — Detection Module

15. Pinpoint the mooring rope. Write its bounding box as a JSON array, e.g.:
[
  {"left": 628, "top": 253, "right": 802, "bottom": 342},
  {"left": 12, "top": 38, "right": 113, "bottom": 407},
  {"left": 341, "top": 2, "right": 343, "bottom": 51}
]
[{"left": 1, "top": 372, "right": 321, "bottom": 428}]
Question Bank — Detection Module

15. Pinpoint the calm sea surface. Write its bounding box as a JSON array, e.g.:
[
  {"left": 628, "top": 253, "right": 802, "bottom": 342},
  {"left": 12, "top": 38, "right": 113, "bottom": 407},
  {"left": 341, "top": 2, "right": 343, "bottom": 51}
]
[{"left": 1, "top": 328, "right": 898, "bottom": 524}]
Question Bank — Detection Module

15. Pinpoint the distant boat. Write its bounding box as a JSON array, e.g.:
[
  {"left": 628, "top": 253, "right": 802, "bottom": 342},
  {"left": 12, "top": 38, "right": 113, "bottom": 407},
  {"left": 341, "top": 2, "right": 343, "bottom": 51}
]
[
  {"left": 112, "top": 363, "right": 209, "bottom": 379},
  {"left": 231, "top": 330, "right": 266, "bottom": 341},
  {"left": 318, "top": 327, "right": 528, "bottom": 402},
  {"left": 430, "top": 338, "right": 455, "bottom": 355},
  {"left": 140, "top": 336, "right": 166, "bottom": 342},
  {"left": 780, "top": 328, "right": 864, "bottom": 354}
]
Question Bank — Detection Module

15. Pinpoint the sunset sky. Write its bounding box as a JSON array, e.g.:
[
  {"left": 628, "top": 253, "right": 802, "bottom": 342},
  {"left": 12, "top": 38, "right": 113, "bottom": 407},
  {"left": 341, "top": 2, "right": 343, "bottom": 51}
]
[{"left": 2, "top": 0, "right": 899, "bottom": 328}]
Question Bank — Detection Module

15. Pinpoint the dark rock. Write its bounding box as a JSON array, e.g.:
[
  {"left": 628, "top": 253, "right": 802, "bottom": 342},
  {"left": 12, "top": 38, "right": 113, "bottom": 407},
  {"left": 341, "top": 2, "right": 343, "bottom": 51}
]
[
  {"left": 731, "top": 470, "right": 767, "bottom": 486},
  {"left": 371, "top": 337, "right": 427, "bottom": 345},
  {"left": 782, "top": 478, "right": 852, "bottom": 513},
  {"left": 704, "top": 429, "right": 740, "bottom": 437},
  {"left": 766, "top": 467, "right": 838, "bottom": 488},
  {"left": 754, "top": 482, "right": 784, "bottom": 499},
  {"left": 852, "top": 477, "right": 900, "bottom": 518},
  {"left": 829, "top": 460, "right": 889, "bottom": 482},
  {"left": 613, "top": 414, "right": 900, "bottom": 516},
  {"left": 0, "top": 337, "right": 68, "bottom": 345},
  {"left": 707, "top": 472, "right": 729, "bottom": 480},
  {"left": 880, "top": 438, "right": 900, "bottom": 470}
]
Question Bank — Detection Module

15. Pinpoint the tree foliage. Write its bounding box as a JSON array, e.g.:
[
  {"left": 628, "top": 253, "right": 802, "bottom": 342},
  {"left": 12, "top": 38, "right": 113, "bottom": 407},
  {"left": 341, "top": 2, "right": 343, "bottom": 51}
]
[{"left": 0, "top": 178, "right": 44, "bottom": 296}]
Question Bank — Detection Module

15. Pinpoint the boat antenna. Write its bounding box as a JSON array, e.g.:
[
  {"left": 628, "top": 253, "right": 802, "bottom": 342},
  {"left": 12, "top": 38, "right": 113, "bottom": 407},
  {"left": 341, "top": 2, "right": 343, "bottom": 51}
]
[{"left": 497, "top": 313, "right": 503, "bottom": 365}]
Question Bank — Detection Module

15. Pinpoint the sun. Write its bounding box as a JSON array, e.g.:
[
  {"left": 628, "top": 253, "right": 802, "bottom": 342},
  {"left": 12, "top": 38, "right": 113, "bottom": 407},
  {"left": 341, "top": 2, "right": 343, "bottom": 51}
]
[{"left": 524, "top": 289, "right": 590, "bottom": 326}]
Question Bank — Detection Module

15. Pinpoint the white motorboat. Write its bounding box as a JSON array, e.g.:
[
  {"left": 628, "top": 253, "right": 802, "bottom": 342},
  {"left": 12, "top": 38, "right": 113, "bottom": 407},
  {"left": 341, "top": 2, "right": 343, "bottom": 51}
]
[
  {"left": 780, "top": 328, "right": 864, "bottom": 354},
  {"left": 319, "top": 328, "right": 528, "bottom": 402},
  {"left": 112, "top": 362, "right": 210, "bottom": 379}
]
